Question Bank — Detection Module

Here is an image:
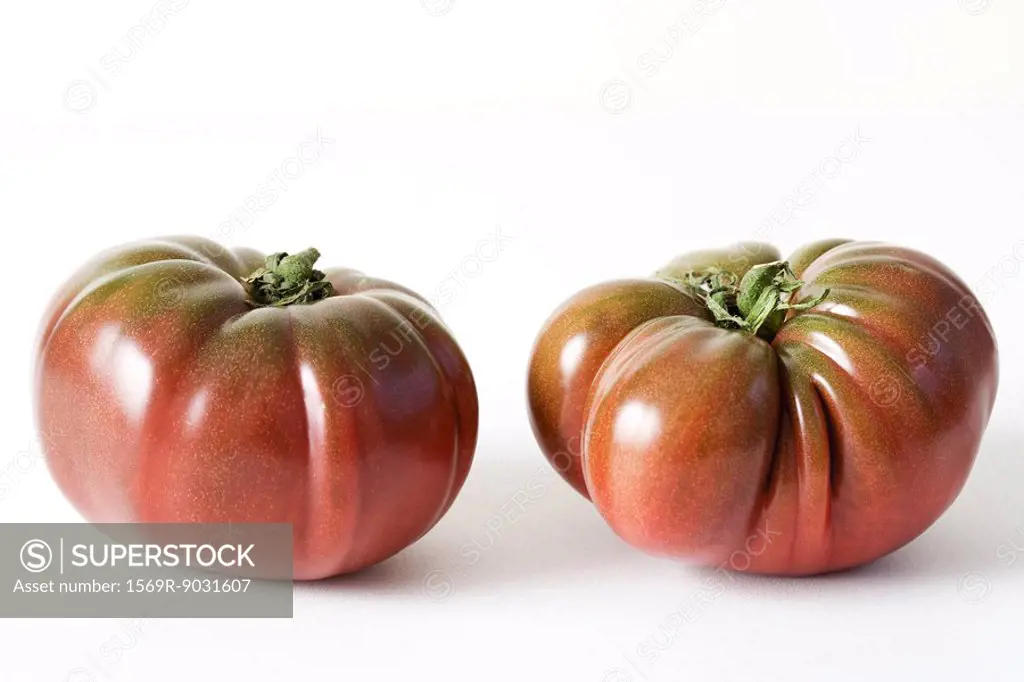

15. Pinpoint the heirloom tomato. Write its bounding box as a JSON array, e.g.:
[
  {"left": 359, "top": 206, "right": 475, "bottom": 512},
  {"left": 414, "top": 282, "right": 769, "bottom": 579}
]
[
  {"left": 36, "top": 237, "right": 478, "bottom": 580},
  {"left": 528, "top": 241, "right": 997, "bottom": 574}
]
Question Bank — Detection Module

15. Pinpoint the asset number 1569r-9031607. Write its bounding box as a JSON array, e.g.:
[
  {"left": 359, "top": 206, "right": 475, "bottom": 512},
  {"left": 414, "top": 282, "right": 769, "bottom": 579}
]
[{"left": 126, "top": 578, "right": 252, "bottom": 594}]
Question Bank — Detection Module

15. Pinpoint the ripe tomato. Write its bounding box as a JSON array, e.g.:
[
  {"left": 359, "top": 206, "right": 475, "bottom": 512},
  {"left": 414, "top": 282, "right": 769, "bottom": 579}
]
[
  {"left": 36, "top": 237, "right": 478, "bottom": 580},
  {"left": 528, "top": 241, "right": 998, "bottom": 574}
]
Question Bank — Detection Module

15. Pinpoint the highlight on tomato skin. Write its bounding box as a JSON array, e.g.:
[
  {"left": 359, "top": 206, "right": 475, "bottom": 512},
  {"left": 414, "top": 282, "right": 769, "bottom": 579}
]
[
  {"left": 34, "top": 236, "right": 479, "bottom": 581},
  {"left": 527, "top": 240, "right": 998, "bottom": 576}
]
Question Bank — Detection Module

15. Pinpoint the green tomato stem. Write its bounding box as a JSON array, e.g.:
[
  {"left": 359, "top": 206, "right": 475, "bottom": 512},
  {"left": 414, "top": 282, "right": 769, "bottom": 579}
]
[
  {"left": 680, "top": 259, "right": 829, "bottom": 339},
  {"left": 243, "top": 248, "right": 334, "bottom": 307}
]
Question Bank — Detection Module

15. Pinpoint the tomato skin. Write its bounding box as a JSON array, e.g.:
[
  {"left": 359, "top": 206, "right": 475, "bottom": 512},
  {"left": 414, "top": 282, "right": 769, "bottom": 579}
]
[
  {"left": 527, "top": 242, "right": 781, "bottom": 497},
  {"left": 528, "top": 241, "right": 998, "bottom": 575},
  {"left": 36, "top": 237, "right": 478, "bottom": 580},
  {"left": 525, "top": 279, "right": 710, "bottom": 497}
]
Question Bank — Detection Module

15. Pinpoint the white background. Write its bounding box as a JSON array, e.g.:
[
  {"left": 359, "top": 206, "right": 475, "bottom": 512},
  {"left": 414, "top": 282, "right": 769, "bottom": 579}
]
[{"left": 2, "top": 1, "right": 1023, "bottom": 680}]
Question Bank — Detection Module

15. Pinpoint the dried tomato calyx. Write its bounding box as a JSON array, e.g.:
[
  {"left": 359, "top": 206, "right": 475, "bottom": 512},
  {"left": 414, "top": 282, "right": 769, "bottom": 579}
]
[
  {"left": 243, "top": 248, "right": 334, "bottom": 307},
  {"left": 680, "top": 260, "right": 829, "bottom": 340}
]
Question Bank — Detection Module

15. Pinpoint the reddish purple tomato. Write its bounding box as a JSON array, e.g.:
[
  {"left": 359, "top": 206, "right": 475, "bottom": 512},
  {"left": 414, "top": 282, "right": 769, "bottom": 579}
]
[
  {"left": 36, "top": 236, "right": 478, "bottom": 580},
  {"left": 528, "top": 241, "right": 998, "bottom": 575}
]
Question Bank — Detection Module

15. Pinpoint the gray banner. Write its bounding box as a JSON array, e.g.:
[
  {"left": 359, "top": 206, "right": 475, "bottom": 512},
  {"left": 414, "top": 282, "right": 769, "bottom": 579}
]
[{"left": 0, "top": 524, "right": 293, "bottom": 618}]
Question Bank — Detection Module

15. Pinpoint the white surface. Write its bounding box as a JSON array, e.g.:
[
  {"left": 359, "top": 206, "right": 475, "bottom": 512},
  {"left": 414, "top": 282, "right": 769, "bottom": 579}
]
[{"left": 2, "top": 1, "right": 1023, "bottom": 680}]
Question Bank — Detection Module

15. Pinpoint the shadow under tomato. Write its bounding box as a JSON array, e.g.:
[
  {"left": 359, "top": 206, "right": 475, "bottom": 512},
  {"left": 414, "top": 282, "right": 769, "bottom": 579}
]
[
  {"left": 847, "top": 428, "right": 1024, "bottom": 579},
  {"left": 739, "top": 427, "right": 1024, "bottom": 589},
  {"left": 307, "top": 437, "right": 627, "bottom": 596},
  {"left": 646, "top": 429, "right": 1024, "bottom": 616},
  {"left": 306, "top": 427, "right": 1024, "bottom": 597}
]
